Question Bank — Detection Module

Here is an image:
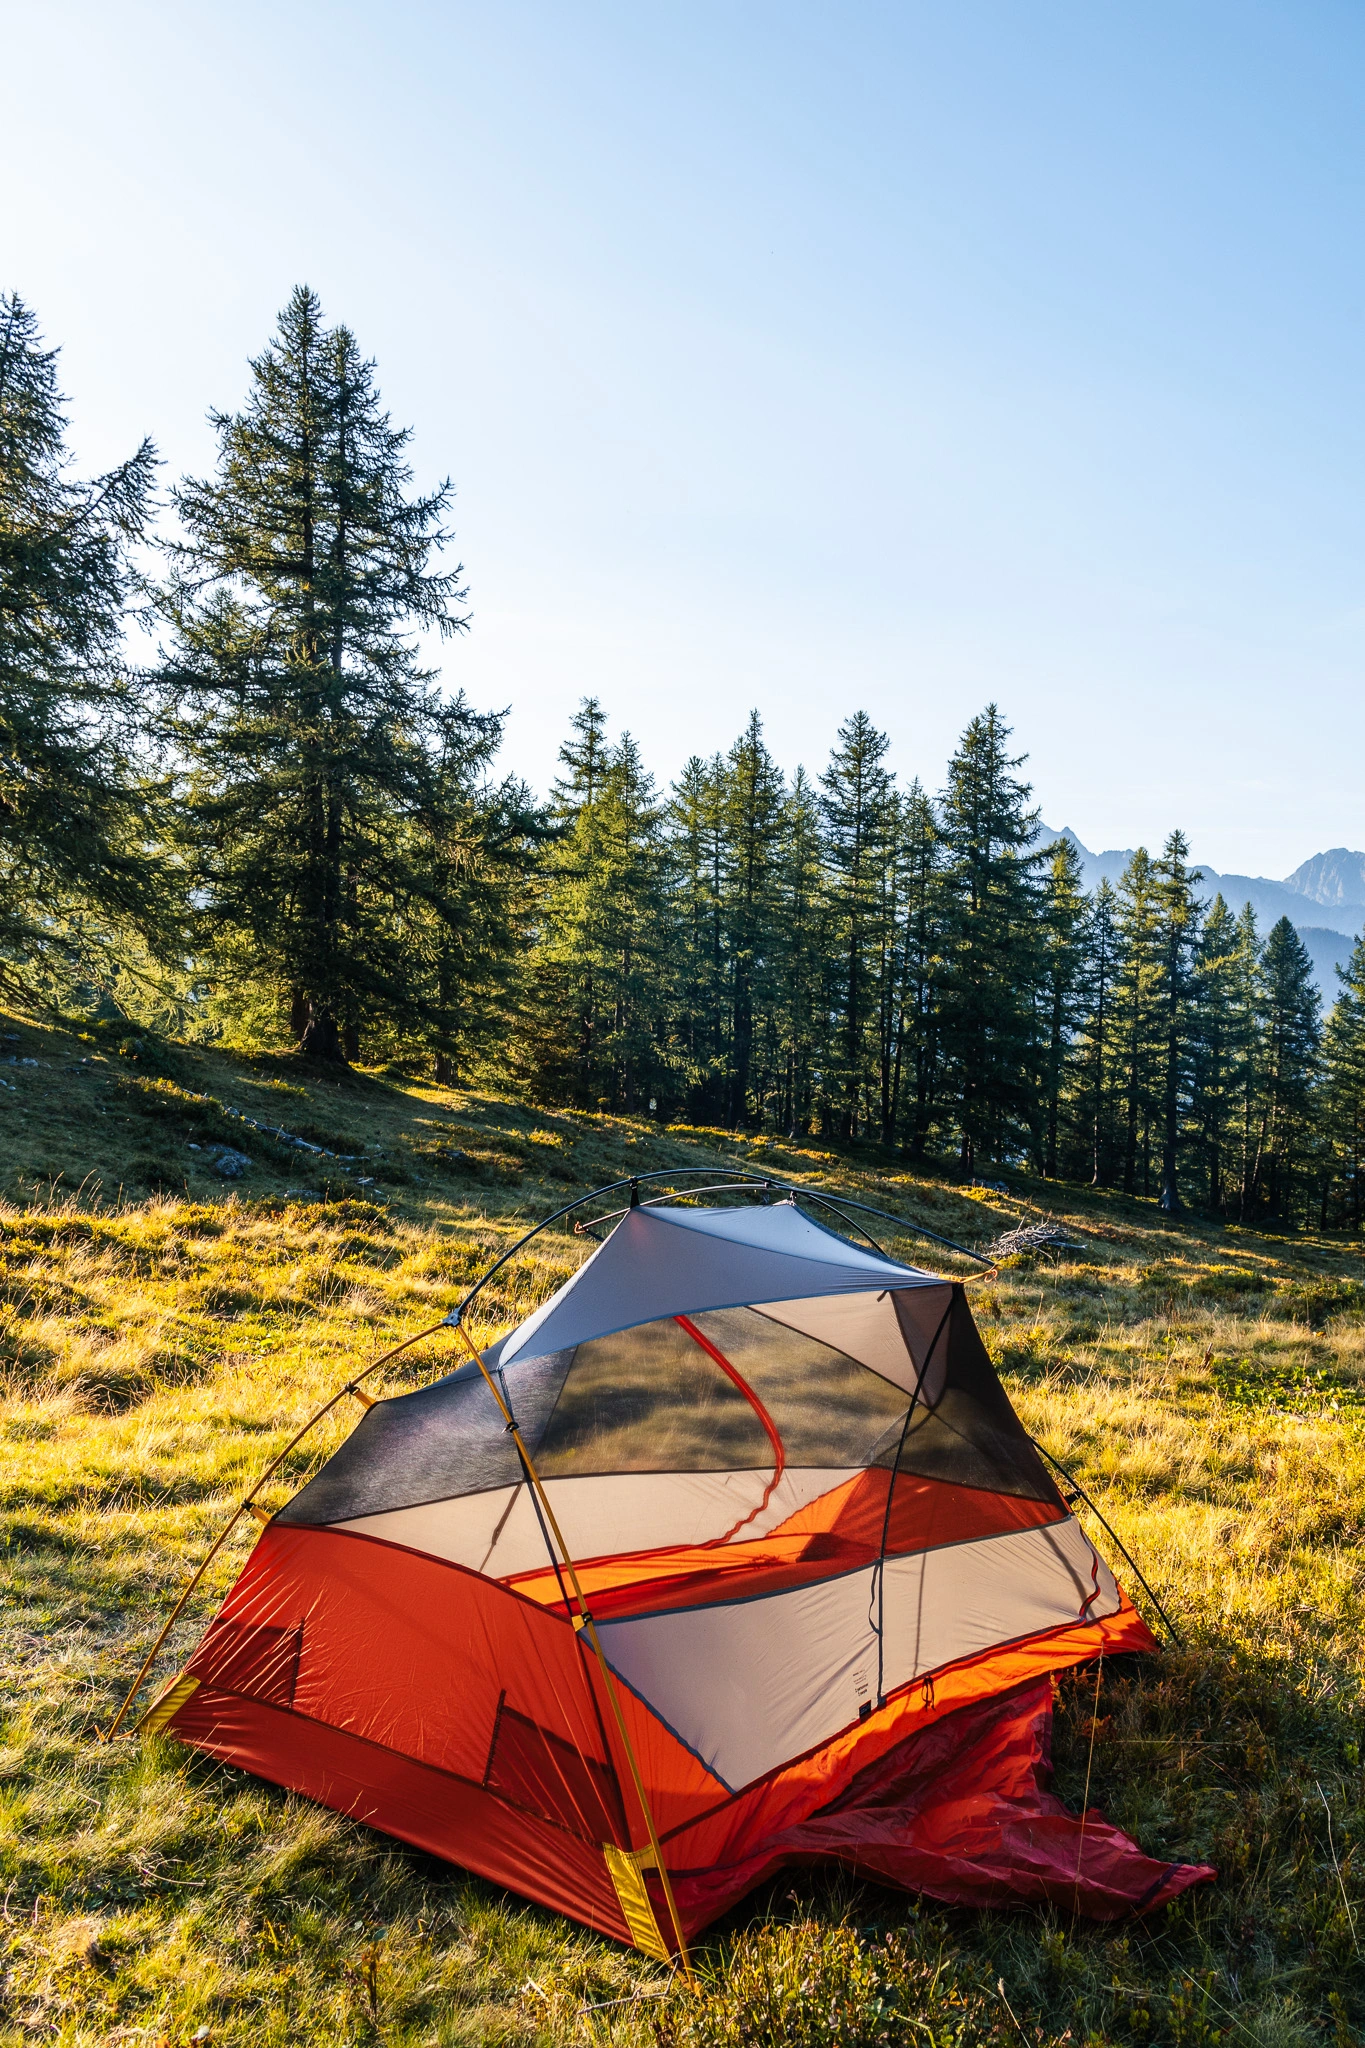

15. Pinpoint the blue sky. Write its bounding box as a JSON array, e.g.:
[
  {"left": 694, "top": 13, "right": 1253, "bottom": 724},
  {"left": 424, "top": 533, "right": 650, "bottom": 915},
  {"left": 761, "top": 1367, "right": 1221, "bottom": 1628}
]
[{"left": 5, "top": 2, "right": 1364, "bottom": 873}]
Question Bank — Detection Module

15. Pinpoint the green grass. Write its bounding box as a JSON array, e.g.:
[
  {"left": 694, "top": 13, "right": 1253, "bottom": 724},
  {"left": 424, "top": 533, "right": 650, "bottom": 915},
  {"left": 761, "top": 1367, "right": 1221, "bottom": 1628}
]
[{"left": 1, "top": 1011, "right": 1363, "bottom": 2044}]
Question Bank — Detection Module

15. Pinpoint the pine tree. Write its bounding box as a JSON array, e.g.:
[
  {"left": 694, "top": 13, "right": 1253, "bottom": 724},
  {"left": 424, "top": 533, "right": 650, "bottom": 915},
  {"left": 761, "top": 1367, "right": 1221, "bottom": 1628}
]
[
  {"left": 0, "top": 294, "right": 158, "bottom": 987},
  {"left": 719, "top": 713, "right": 785, "bottom": 1127},
  {"left": 1190, "top": 893, "right": 1242, "bottom": 1210},
  {"left": 896, "top": 779, "right": 943, "bottom": 1159},
  {"left": 1153, "top": 829, "right": 1204, "bottom": 1213},
  {"left": 819, "top": 712, "right": 894, "bottom": 1137},
  {"left": 1228, "top": 905, "right": 1265, "bottom": 1219},
  {"left": 402, "top": 696, "right": 540, "bottom": 1083},
  {"left": 936, "top": 706, "right": 1044, "bottom": 1172},
  {"left": 1113, "top": 850, "right": 1164, "bottom": 1196},
  {"left": 1256, "top": 917, "right": 1321, "bottom": 1218},
  {"left": 526, "top": 704, "right": 669, "bottom": 1110},
  {"left": 1322, "top": 934, "right": 1365, "bottom": 1232},
  {"left": 1038, "top": 836, "right": 1088, "bottom": 1178},
  {"left": 161, "top": 287, "right": 470, "bottom": 1060},
  {"left": 771, "top": 766, "right": 827, "bottom": 1138},
  {"left": 1071, "top": 878, "right": 1121, "bottom": 1185},
  {"left": 665, "top": 752, "right": 727, "bottom": 1120}
]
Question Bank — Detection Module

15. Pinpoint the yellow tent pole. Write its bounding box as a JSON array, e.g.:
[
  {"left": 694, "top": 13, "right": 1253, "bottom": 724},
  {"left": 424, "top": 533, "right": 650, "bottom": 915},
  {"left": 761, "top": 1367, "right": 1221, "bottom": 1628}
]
[
  {"left": 102, "top": 1313, "right": 451, "bottom": 1743},
  {"left": 448, "top": 1317, "right": 693, "bottom": 1977}
]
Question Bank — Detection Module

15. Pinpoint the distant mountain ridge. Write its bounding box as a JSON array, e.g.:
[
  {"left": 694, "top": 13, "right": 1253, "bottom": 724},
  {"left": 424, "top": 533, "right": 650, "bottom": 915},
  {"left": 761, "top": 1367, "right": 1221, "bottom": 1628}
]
[{"left": 1037, "top": 829, "right": 1365, "bottom": 998}]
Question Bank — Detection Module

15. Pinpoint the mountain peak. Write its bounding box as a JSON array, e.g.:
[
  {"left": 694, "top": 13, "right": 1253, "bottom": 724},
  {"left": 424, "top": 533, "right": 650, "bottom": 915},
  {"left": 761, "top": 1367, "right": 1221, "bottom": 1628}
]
[{"left": 1283, "top": 848, "right": 1365, "bottom": 911}]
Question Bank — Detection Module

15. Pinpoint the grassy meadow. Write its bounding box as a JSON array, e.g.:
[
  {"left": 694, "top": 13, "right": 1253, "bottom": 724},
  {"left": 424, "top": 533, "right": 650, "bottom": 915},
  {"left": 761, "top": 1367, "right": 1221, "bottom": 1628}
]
[{"left": 0, "top": 1012, "right": 1362, "bottom": 2045}]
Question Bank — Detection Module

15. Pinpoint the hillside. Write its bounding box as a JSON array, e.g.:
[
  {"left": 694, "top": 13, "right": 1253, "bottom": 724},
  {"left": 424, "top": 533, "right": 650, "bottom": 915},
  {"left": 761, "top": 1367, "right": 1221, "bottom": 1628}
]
[{"left": 2, "top": 1012, "right": 1363, "bottom": 2045}]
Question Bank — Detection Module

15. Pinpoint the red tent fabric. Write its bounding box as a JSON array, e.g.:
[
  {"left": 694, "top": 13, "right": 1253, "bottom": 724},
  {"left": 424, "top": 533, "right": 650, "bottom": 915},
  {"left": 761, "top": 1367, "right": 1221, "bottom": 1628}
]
[{"left": 145, "top": 1202, "right": 1214, "bottom": 1950}]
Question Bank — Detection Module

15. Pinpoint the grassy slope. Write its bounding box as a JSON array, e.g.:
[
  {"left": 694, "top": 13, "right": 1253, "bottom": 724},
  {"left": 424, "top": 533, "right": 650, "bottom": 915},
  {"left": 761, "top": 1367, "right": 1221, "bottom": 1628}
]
[{"left": 0, "top": 1010, "right": 1362, "bottom": 2047}]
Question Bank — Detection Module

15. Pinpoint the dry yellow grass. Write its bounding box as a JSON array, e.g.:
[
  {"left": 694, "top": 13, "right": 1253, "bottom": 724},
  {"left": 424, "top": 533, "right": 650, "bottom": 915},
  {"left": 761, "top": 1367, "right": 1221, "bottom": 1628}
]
[{"left": 1, "top": 1010, "right": 1363, "bottom": 2044}]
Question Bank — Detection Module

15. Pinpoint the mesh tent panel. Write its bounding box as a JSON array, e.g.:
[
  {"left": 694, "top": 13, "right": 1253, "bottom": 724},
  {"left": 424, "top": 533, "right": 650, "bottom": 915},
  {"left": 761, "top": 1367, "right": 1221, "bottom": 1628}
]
[
  {"left": 279, "top": 1286, "right": 1057, "bottom": 1536},
  {"left": 277, "top": 1350, "right": 575, "bottom": 1526},
  {"left": 534, "top": 1318, "right": 770, "bottom": 1478},
  {"left": 687, "top": 1308, "right": 911, "bottom": 1467},
  {"left": 887, "top": 1290, "right": 1064, "bottom": 1503}
]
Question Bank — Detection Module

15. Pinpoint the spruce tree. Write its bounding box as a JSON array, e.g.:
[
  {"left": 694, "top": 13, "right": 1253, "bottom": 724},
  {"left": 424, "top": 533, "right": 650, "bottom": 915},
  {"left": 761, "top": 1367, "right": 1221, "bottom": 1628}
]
[
  {"left": 719, "top": 713, "right": 785, "bottom": 1127},
  {"left": 1191, "top": 893, "right": 1242, "bottom": 1211},
  {"left": 1072, "top": 878, "right": 1121, "bottom": 1185},
  {"left": 1256, "top": 917, "right": 1321, "bottom": 1218},
  {"left": 161, "top": 287, "right": 470, "bottom": 1059},
  {"left": 1114, "top": 850, "right": 1163, "bottom": 1195},
  {"left": 1322, "top": 933, "right": 1365, "bottom": 1232},
  {"left": 897, "top": 779, "right": 944, "bottom": 1159},
  {"left": 936, "top": 706, "right": 1044, "bottom": 1172},
  {"left": 771, "top": 766, "right": 827, "bottom": 1137},
  {"left": 1039, "top": 836, "right": 1088, "bottom": 1178},
  {"left": 1153, "top": 829, "right": 1204, "bottom": 1213},
  {"left": 0, "top": 294, "right": 158, "bottom": 986},
  {"left": 666, "top": 752, "right": 727, "bottom": 1120},
  {"left": 1228, "top": 904, "right": 1265, "bottom": 1219},
  {"left": 526, "top": 703, "right": 669, "bottom": 1110},
  {"left": 819, "top": 712, "right": 894, "bottom": 1137},
  {"left": 402, "top": 697, "right": 540, "bottom": 1083}
]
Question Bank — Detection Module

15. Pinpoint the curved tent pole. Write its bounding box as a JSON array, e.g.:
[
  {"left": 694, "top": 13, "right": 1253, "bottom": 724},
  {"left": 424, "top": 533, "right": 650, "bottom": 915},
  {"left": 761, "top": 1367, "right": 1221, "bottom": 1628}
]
[
  {"left": 454, "top": 1170, "right": 992, "bottom": 1329},
  {"left": 449, "top": 1169, "right": 773, "bottom": 1324},
  {"left": 446, "top": 1316, "right": 693, "bottom": 1974},
  {"left": 101, "top": 1312, "right": 453, "bottom": 1743},
  {"left": 1030, "top": 1438, "right": 1184, "bottom": 1650},
  {"left": 107, "top": 1171, "right": 986, "bottom": 1744},
  {"left": 871, "top": 1289, "right": 957, "bottom": 1707}
]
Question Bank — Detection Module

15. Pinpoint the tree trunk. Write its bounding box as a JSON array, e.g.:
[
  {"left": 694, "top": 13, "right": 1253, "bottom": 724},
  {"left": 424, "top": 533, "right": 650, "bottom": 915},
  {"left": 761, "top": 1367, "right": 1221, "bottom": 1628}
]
[{"left": 300, "top": 1009, "right": 345, "bottom": 1062}]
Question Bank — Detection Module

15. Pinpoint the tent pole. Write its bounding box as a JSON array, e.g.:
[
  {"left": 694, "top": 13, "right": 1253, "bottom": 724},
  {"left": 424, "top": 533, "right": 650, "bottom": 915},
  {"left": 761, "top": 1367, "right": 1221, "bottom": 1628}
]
[
  {"left": 101, "top": 1313, "right": 452, "bottom": 1742},
  {"left": 1030, "top": 1438, "right": 1184, "bottom": 1650},
  {"left": 448, "top": 1317, "right": 693, "bottom": 1976}
]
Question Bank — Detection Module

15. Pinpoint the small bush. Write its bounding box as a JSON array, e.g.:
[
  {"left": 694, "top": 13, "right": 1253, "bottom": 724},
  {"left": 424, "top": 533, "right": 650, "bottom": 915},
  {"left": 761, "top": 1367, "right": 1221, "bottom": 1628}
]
[{"left": 653, "top": 1922, "right": 996, "bottom": 2048}]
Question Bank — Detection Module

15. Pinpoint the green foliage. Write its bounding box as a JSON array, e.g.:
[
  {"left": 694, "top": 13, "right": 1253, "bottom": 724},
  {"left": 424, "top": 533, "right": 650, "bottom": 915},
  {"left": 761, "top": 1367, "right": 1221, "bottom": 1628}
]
[
  {"left": 652, "top": 1921, "right": 1001, "bottom": 2047},
  {"left": 159, "top": 285, "right": 531, "bottom": 1069},
  {"left": 0, "top": 293, "right": 163, "bottom": 995},
  {"left": 3, "top": 1010, "right": 1365, "bottom": 2041},
  {"left": 934, "top": 705, "right": 1045, "bottom": 1172}
]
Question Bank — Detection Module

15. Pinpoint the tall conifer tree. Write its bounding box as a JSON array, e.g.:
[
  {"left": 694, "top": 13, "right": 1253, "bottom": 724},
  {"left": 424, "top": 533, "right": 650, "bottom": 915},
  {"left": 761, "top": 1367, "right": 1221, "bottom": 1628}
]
[
  {"left": 1073, "top": 878, "right": 1121, "bottom": 1185},
  {"left": 819, "top": 712, "right": 894, "bottom": 1136},
  {"left": 0, "top": 294, "right": 158, "bottom": 985},
  {"left": 1153, "top": 829, "right": 1203, "bottom": 1212},
  {"left": 1039, "top": 836, "right": 1088, "bottom": 1178},
  {"left": 897, "top": 779, "right": 943, "bottom": 1159},
  {"left": 525, "top": 702, "right": 668, "bottom": 1110},
  {"left": 1114, "top": 850, "right": 1163, "bottom": 1195},
  {"left": 1227, "top": 905, "right": 1265, "bottom": 1218},
  {"left": 666, "top": 753, "right": 726, "bottom": 1119},
  {"left": 720, "top": 713, "right": 785, "bottom": 1127},
  {"left": 1256, "top": 918, "right": 1321, "bottom": 1217},
  {"left": 161, "top": 287, "right": 471, "bottom": 1059},
  {"left": 936, "top": 706, "right": 1043, "bottom": 1171},
  {"left": 1191, "top": 894, "right": 1242, "bottom": 1211},
  {"left": 1322, "top": 933, "right": 1365, "bottom": 1232},
  {"left": 772, "top": 766, "right": 826, "bottom": 1137}
]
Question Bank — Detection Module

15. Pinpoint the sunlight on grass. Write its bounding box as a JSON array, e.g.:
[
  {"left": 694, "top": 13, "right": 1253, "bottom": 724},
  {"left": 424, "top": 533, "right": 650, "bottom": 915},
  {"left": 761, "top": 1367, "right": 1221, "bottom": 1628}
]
[{"left": 1, "top": 1013, "right": 1363, "bottom": 2042}]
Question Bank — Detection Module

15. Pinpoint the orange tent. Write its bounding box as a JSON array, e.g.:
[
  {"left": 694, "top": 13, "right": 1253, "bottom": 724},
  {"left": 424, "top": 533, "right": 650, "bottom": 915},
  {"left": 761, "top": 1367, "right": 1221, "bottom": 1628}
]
[{"left": 143, "top": 1192, "right": 1212, "bottom": 1952}]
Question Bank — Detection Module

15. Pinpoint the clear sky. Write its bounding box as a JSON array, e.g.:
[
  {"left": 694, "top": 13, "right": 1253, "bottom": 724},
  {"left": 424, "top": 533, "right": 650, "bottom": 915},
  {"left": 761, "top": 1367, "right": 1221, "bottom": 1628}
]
[{"left": 5, "top": 2, "right": 1363, "bottom": 875}]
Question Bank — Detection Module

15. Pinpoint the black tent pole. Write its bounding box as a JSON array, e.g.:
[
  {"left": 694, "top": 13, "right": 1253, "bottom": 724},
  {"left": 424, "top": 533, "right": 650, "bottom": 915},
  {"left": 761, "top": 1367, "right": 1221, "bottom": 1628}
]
[{"left": 1030, "top": 1439, "right": 1184, "bottom": 1650}]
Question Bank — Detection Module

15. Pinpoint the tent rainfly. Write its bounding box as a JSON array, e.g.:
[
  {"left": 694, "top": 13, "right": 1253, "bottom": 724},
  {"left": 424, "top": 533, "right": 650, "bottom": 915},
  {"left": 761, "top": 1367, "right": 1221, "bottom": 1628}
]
[{"left": 140, "top": 1196, "right": 1214, "bottom": 1953}]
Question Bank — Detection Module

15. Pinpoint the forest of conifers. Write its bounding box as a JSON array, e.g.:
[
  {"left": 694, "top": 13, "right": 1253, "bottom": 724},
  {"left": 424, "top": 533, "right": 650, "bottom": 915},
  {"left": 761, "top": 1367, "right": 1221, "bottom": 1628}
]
[{"left": 6, "top": 286, "right": 1364, "bottom": 1227}]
